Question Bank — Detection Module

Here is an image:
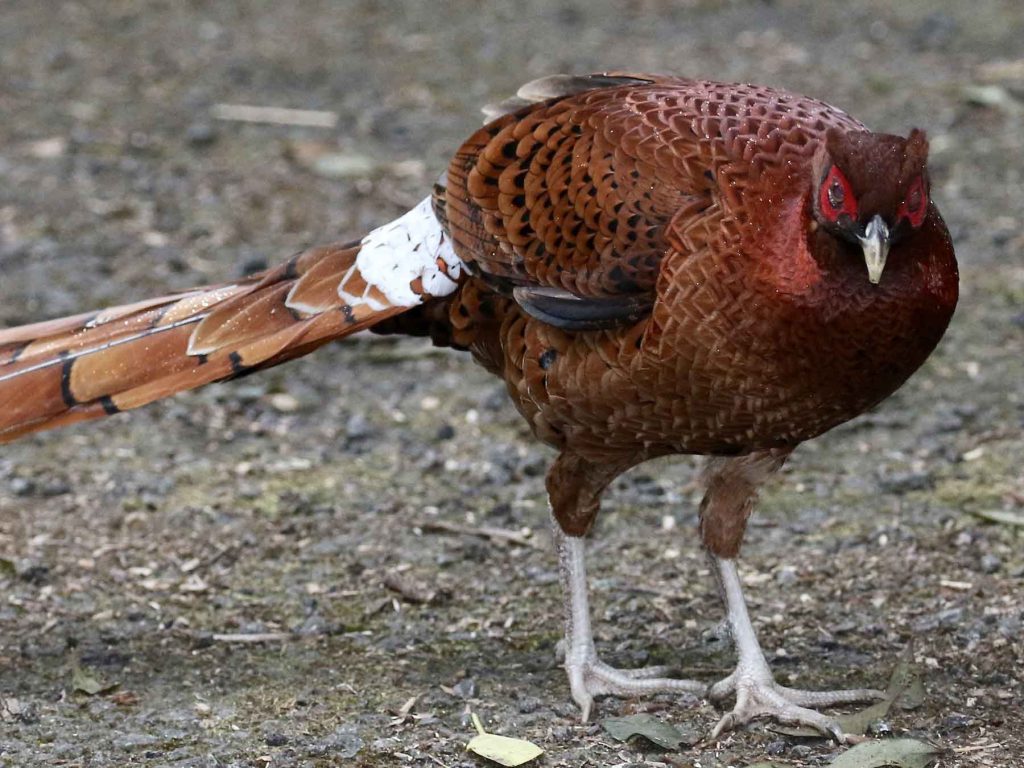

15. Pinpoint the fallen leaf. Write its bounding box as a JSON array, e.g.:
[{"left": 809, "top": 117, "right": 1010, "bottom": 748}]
[
  {"left": 836, "top": 700, "right": 896, "bottom": 738},
  {"left": 601, "top": 713, "right": 700, "bottom": 750},
  {"left": 827, "top": 738, "right": 943, "bottom": 768},
  {"left": 1, "top": 697, "right": 31, "bottom": 721},
  {"left": 466, "top": 713, "right": 543, "bottom": 766},
  {"left": 71, "top": 662, "right": 118, "bottom": 696}
]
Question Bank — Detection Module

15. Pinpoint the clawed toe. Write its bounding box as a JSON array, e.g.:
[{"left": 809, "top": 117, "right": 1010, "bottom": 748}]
[
  {"left": 707, "top": 671, "right": 736, "bottom": 703},
  {"left": 704, "top": 558, "right": 884, "bottom": 743},
  {"left": 712, "top": 704, "right": 846, "bottom": 743},
  {"left": 708, "top": 671, "right": 881, "bottom": 708},
  {"left": 619, "top": 664, "right": 677, "bottom": 680},
  {"left": 567, "top": 658, "right": 705, "bottom": 722},
  {"left": 776, "top": 684, "right": 885, "bottom": 709},
  {"left": 711, "top": 681, "right": 850, "bottom": 743},
  {"left": 708, "top": 675, "right": 885, "bottom": 743},
  {"left": 556, "top": 528, "right": 708, "bottom": 723}
]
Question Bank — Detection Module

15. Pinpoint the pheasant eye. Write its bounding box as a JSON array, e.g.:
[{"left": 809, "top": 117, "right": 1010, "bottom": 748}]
[
  {"left": 818, "top": 165, "right": 858, "bottom": 224},
  {"left": 897, "top": 175, "right": 928, "bottom": 228},
  {"left": 828, "top": 178, "right": 844, "bottom": 208}
]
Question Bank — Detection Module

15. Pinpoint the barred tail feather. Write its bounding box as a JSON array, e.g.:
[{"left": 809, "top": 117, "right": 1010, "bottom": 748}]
[{"left": 0, "top": 197, "right": 463, "bottom": 443}]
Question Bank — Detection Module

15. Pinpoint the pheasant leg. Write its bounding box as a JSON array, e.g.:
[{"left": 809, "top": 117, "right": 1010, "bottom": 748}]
[
  {"left": 708, "top": 556, "right": 884, "bottom": 742},
  {"left": 555, "top": 522, "right": 705, "bottom": 722}
]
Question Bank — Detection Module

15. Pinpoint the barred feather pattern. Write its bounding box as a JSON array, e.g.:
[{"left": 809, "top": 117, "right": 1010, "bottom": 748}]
[{"left": 0, "top": 198, "right": 462, "bottom": 443}]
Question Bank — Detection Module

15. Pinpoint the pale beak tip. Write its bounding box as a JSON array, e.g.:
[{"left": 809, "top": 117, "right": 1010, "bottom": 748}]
[{"left": 858, "top": 215, "right": 891, "bottom": 287}]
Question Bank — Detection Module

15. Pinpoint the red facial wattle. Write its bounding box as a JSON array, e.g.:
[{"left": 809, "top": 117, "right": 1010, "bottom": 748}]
[
  {"left": 897, "top": 175, "right": 928, "bottom": 228},
  {"left": 818, "top": 164, "right": 858, "bottom": 224}
]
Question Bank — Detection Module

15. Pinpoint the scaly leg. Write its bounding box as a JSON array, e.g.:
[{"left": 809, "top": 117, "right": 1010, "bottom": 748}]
[
  {"left": 554, "top": 521, "right": 705, "bottom": 722},
  {"left": 708, "top": 555, "right": 884, "bottom": 742},
  {"left": 697, "top": 451, "right": 883, "bottom": 742}
]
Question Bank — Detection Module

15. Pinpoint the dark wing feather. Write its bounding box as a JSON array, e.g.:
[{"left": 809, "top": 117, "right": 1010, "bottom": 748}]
[{"left": 512, "top": 286, "right": 650, "bottom": 330}]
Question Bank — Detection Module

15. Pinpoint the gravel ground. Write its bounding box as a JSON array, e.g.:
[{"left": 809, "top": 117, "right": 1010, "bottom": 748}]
[{"left": 1, "top": 2, "right": 1022, "bottom": 766}]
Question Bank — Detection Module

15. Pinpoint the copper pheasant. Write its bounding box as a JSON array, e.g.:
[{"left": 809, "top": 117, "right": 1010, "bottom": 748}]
[{"left": 0, "top": 74, "right": 958, "bottom": 740}]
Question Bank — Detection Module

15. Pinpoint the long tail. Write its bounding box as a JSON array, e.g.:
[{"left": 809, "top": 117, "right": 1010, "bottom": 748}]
[{"left": 0, "top": 197, "right": 463, "bottom": 443}]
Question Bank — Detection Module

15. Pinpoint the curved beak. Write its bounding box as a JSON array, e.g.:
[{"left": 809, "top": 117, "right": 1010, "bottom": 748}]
[{"left": 857, "top": 215, "right": 891, "bottom": 285}]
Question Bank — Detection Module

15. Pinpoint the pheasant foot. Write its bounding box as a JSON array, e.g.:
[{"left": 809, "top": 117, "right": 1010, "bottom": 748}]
[
  {"left": 709, "top": 556, "right": 884, "bottom": 742},
  {"left": 709, "top": 664, "right": 884, "bottom": 742},
  {"left": 555, "top": 520, "right": 704, "bottom": 722},
  {"left": 566, "top": 649, "right": 706, "bottom": 722}
]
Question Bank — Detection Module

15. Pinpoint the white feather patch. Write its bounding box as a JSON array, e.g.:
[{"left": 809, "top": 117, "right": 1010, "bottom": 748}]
[{"left": 340, "top": 197, "right": 462, "bottom": 309}]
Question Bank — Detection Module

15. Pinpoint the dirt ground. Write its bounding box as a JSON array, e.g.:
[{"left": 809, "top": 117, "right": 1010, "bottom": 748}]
[{"left": 1, "top": 1, "right": 1022, "bottom": 766}]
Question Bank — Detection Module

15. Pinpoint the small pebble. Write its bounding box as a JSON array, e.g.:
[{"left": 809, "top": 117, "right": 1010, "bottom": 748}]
[
  {"left": 980, "top": 554, "right": 1002, "bottom": 574},
  {"left": 878, "top": 470, "right": 933, "bottom": 494},
  {"left": 307, "top": 726, "right": 363, "bottom": 758},
  {"left": 270, "top": 393, "right": 300, "bottom": 413},
  {"left": 9, "top": 477, "right": 35, "bottom": 496},
  {"left": 452, "top": 677, "right": 476, "bottom": 699},
  {"left": 345, "top": 412, "right": 373, "bottom": 439},
  {"left": 912, "top": 607, "right": 963, "bottom": 632},
  {"left": 868, "top": 719, "right": 893, "bottom": 736},
  {"left": 185, "top": 122, "right": 218, "bottom": 146},
  {"left": 550, "top": 725, "right": 573, "bottom": 741},
  {"left": 943, "top": 712, "right": 972, "bottom": 730},
  {"left": 41, "top": 479, "right": 71, "bottom": 497},
  {"left": 517, "top": 695, "right": 541, "bottom": 714},
  {"left": 775, "top": 565, "right": 798, "bottom": 585},
  {"left": 17, "top": 562, "right": 49, "bottom": 586},
  {"left": 114, "top": 733, "right": 159, "bottom": 750}
]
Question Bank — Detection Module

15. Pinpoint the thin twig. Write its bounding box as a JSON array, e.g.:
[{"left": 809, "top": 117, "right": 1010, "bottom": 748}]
[
  {"left": 417, "top": 519, "right": 544, "bottom": 550},
  {"left": 211, "top": 104, "right": 338, "bottom": 128},
  {"left": 954, "top": 743, "right": 1003, "bottom": 754},
  {"left": 620, "top": 584, "right": 687, "bottom": 600},
  {"left": 210, "top": 632, "right": 293, "bottom": 643}
]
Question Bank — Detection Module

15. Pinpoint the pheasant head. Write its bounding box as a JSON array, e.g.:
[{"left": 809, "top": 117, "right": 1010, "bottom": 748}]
[{"left": 811, "top": 127, "right": 931, "bottom": 284}]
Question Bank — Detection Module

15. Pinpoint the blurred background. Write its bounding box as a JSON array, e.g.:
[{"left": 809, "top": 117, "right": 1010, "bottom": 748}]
[{"left": 1, "top": 2, "right": 1021, "bottom": 766}]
